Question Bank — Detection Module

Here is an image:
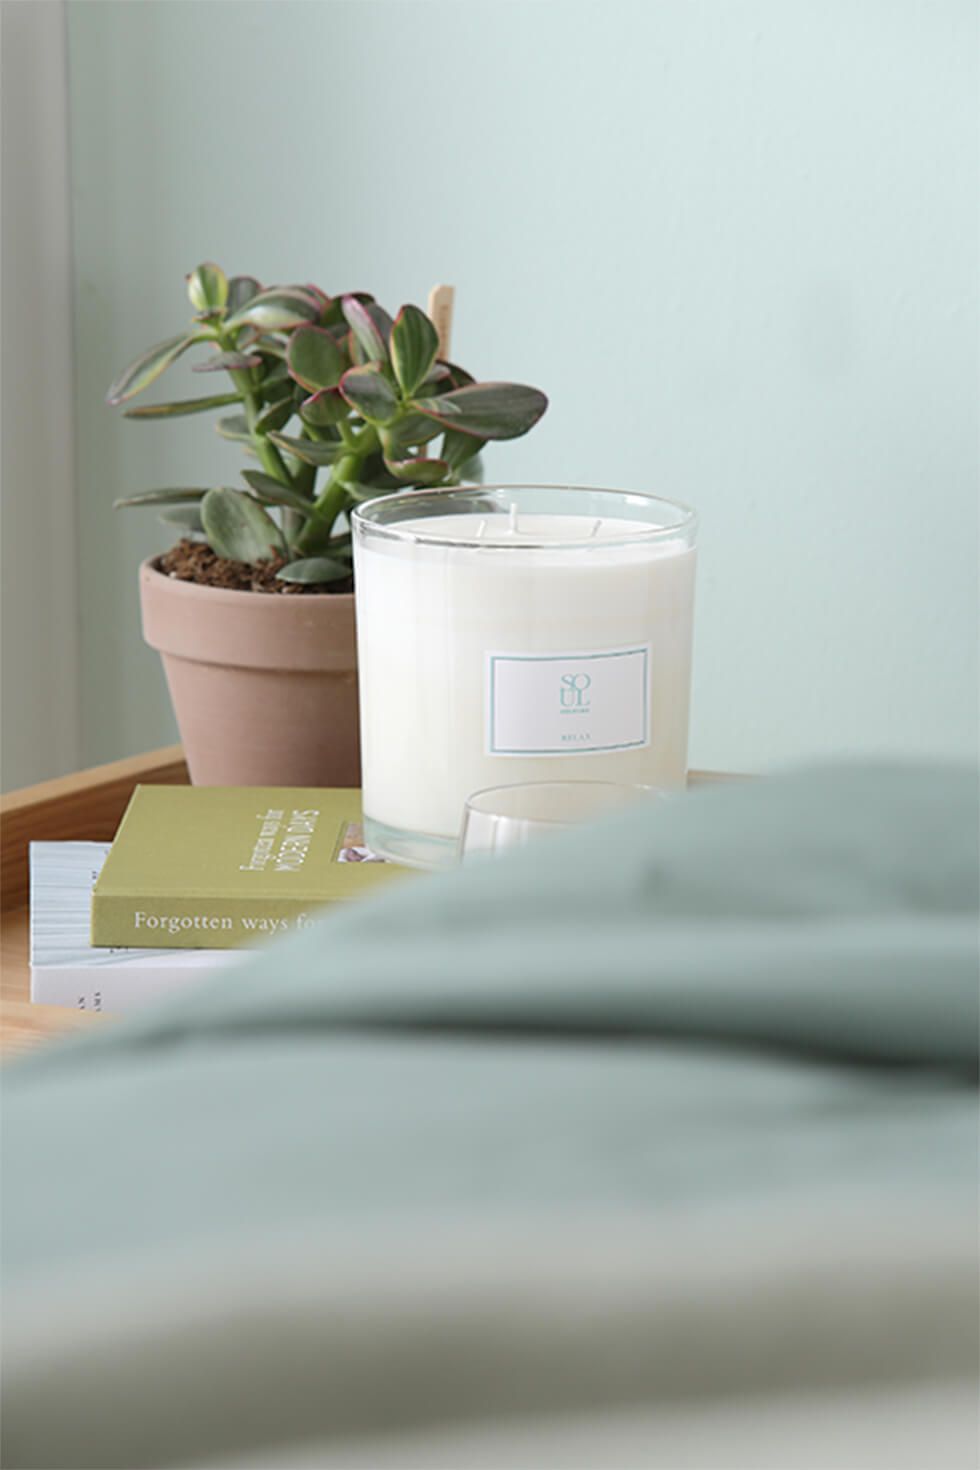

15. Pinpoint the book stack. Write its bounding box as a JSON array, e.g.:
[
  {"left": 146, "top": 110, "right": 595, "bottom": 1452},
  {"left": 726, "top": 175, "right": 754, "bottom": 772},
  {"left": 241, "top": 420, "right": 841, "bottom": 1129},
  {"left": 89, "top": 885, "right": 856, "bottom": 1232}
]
[{"left": 31, "top": 786, "right": 402, "bottom": 1014}]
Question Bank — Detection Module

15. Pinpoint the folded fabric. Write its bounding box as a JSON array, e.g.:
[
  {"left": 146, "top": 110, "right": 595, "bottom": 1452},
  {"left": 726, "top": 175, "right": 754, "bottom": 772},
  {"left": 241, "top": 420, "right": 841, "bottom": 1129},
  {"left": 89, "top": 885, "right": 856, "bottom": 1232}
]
[{"left": 2, "top": 763, "right": 977, "bottom": 1469}]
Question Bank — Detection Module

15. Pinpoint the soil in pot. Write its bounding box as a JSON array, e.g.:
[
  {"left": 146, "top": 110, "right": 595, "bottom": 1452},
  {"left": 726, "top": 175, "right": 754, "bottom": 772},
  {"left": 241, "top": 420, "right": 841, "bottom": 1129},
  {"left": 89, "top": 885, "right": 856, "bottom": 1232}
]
[{"left": 159, "top": 539, "right": 353, "bottom": 596}]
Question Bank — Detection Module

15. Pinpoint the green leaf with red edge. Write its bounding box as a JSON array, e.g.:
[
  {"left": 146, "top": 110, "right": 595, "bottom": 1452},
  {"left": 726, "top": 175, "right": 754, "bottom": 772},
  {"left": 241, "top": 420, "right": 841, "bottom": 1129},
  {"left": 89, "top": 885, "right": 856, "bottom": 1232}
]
[
  {"left": 379, "top": 413, "right": 442, "bottom": 458},
  {"left": 239, "top": 332, "right": 287, "bottom": 359},
  {"left": 390, "top": 304, "right": 439, "bottom": 397},
  {"left": 200, "top": 487, "right": 286, "bottom": 562},
  {"left": 258, "top": 376, "right": 296, "bottom": 408},
  {"left": 367, "top": 301, "right": 394, "bottom": 340},
  {"left": 418, "top": 363, "right": 452, "bottom": 392},
  {"left": 232, "top": 305, "right": 310, "bottom": 333},
  {"left": 339, "top": 366, "right": 399, "bottom": 424},
  {"left": 441, "top": 361, "right": 475, "bottom": 389},
  {"left": 107, "top": 332, "right": 208, "bottom": 405},
  {"left": 414, "top": 382, "right": 548, "bottom": 440},
  {"left": 259, "top": 358, "right": 292, "bottom": 388},
  {"left": 302, "top": 285, "right": 333, "bottom": 321},
  {"left": 384, "top": 456, "right": 451, "bottom": 486},
  {"left": 267, "top": 432, "right": 343, "bottom": 467},
  {"left": 186, "top": 263, "right": 228, "bottom": 313},
  {"left": 192, "top": 351, "right": 261, "bottom": 373},
  {"left": 225, "top": 287, "right": 320, "bottom": 333},
  {"left": 226, "top": 276, "right": 261, "bottom": 315},
  {"left": 441, "top": 427, "right": 487, "bottom": 470},
  {"left": 287, "top": 325, "right": 346, "bottom": 392},
  {"left": 123, "top": 391, "right": 241, "bottom": 419},
  {"left": 254, "top": 397, "right": 295, "bottom": 434},
  {"left": 341, "top": 296, "right": 392, "bottom": 364},
  {"left": 319, "top": 291, "right": 373, "bottom": 329},
  {"left": 298, "top": 388, "right": 349, "bottom": 429}
]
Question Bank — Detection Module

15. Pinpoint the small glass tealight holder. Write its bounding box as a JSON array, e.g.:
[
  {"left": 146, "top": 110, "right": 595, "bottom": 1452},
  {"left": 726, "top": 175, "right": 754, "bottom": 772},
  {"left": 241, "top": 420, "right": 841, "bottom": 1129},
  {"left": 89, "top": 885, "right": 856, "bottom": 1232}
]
[{"left": 458, "top": 780, "right": 660, "bottom": 861}]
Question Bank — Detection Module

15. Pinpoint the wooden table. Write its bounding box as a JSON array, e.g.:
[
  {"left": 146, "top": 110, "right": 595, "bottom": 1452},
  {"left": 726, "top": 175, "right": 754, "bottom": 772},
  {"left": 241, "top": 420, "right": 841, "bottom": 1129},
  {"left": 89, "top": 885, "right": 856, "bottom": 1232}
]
[
  {"left": 1, "top": 746, "right": 189, "bottom": 1055},
  {"left": 1, "top": 751, "right": 730, "bottom": 1056}
]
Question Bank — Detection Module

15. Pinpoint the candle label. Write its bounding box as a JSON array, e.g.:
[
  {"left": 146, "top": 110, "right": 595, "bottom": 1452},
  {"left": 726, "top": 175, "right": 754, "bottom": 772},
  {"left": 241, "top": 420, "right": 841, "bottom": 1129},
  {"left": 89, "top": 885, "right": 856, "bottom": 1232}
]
[{"left": 487, "top": 645, "right": 650, "bottom": 757}]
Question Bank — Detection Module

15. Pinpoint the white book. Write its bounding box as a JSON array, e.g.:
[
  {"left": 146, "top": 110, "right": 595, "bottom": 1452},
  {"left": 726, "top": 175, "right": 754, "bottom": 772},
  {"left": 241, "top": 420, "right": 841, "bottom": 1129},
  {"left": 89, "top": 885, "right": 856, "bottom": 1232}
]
[{"left": 30, "top": 842, "right": 239, "bottom": 1013}]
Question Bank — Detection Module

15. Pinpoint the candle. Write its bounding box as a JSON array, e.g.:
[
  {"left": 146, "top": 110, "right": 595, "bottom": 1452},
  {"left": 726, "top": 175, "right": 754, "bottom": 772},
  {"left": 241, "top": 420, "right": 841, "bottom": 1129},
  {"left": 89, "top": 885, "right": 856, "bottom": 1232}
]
[{"left": 352, "top": 486, "right": 697, "bottom": 867}]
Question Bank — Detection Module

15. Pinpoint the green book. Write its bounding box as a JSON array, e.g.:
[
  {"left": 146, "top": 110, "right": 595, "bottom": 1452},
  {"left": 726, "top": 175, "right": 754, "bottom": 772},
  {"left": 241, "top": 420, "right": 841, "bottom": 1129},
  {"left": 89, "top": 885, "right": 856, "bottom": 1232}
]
[{"left": 91, "top": 785, "right": 406, "bottom": 949}]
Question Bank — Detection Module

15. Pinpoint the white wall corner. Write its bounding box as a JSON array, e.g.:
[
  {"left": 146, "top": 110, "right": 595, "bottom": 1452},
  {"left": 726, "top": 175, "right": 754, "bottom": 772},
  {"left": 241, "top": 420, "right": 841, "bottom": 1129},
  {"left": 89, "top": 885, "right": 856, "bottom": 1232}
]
[{"left": 0, "top": 0, "right": 82, "bottom": 789}]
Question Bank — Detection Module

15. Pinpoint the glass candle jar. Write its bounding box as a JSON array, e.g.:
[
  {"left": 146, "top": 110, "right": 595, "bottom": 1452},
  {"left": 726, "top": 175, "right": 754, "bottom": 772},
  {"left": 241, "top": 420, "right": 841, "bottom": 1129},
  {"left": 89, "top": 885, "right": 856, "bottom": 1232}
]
[{"left": 352, "top": 484, "right": 698, "bottom": 868}]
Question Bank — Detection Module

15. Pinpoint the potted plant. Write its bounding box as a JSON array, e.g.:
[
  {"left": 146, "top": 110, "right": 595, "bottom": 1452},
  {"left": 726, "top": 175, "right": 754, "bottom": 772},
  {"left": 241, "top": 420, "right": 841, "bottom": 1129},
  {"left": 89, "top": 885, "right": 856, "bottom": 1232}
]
[{"left": 108, "top": 264, "right": 547, "bottom": 786}]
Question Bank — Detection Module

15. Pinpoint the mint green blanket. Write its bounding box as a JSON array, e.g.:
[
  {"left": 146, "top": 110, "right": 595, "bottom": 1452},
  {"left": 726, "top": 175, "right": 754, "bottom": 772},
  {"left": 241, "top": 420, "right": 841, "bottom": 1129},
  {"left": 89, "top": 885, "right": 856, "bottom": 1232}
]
[{"left": 2, "top": 766, "right": 977, "bottom": 1468}]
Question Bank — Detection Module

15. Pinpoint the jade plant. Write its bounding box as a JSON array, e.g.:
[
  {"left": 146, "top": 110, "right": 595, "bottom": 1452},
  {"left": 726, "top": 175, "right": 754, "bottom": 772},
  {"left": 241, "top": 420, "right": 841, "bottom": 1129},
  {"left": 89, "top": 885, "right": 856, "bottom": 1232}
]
[{"left": 107, "top": 263, "right": 548, "bottom": 585}]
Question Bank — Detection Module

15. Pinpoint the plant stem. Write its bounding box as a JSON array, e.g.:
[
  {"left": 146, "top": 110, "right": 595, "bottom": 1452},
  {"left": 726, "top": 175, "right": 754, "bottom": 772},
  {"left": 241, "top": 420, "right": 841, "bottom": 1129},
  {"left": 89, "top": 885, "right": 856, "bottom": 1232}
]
[
  {"left": 216, "top": 328, "right": 293, "bottom": 487},
  {"left": 294, "top": 424, "right": 379, "bottom": 552},
  {"left": 294, "top": 456, "right": 358, "bottom": 554}
]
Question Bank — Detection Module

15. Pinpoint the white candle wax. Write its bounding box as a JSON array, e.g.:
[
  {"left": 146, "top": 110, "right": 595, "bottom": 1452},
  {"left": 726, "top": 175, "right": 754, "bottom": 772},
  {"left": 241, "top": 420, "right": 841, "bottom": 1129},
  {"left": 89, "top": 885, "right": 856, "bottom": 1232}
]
[{"left": 353, "top": 503, "right": 697, "bottom": 866}]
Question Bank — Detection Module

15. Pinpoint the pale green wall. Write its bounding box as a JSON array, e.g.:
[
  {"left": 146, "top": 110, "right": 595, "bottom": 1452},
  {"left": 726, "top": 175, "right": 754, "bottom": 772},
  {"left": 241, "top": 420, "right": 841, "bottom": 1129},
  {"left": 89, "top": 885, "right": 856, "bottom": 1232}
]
[{"left": 67, "top": 0, "right": 978, "bottom": 772}]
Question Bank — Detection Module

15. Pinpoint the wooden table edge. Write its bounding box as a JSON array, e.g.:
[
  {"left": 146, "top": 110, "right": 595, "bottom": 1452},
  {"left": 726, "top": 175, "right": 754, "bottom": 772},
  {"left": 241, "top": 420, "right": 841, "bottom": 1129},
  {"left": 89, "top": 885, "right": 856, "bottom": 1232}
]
[{"left": 1, "top": 745, "right": 189, "bottom": 913}]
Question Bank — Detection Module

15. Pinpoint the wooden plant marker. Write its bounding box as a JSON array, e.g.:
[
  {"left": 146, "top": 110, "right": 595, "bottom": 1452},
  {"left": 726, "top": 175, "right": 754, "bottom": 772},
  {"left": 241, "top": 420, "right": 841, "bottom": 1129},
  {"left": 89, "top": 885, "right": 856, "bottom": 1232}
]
[{"left": 427, "top": 284, "right": 456, "bottom": 360}]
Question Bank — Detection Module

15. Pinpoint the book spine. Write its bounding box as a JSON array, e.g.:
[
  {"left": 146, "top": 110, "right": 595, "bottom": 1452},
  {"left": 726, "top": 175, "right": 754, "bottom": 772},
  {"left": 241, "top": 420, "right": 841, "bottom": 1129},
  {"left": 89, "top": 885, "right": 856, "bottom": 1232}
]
[
  {"left": 91, "top": 894, "right": 332, "bottom": 950},
  {"left": 30, "top": 964, "right": 211, "bottom": 1014}
]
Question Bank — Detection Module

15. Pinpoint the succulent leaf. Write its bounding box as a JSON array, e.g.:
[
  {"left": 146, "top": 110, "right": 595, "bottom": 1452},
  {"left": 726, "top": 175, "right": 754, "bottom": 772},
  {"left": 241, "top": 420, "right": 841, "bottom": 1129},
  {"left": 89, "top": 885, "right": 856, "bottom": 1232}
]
[
  {"left": 287, "top": 325, "right": 346, "bottom": 393},
  {"left": 390, "top": 304, "right": 439, "bottom": 397},
  {"left": 259, "top": 376, "right": 296, "bottom": 408},
  {"left": 298, "top": 388, "right": 349, "bottom": 429},
  {"left": 215, "top": 413, "right": 252, "bottom": 442},
  {"left": 440, "top": 427, "right": 487, "bottom": 470},
  {"left": 106, "top": 332, "right": 206, "bottom": 405},
  {"left": 341, "top": 295, "right": 391, "bottom": 364},
  {"left": 241, "top": 470, "right": 315, "bottom": 515},
  {"left": 276, "top": 557, "right": 350, "bottom": 585},
  {"left": 200, "top": 488, "right": 286, "bottom": 562},
  {"left": 418, "top": 363, "right": 452, "bottom": 392},
  {"left": 241, "top": 334, "right": 287, "bottom": 359},
  {"left": 267, "top": 432, "right": 343, "bottom": 467},
  {"left": 113, "top": 488, "right": 208, "bottom": 509},
  {"left": 261, "top": 357, "right": 291, "bottom": 385},
  {"left": 186, "top": 263, "right": 229, "bottom": 313},
  {"left": 319, "top": 292, "right": 371, "bottom": 329},
  {"left": 414, "top": 382, "right": 548, "bottom": 440},
  {"left": 225, "top": 287, "right": 320, "bottom": 333},
  {"left": 192, "top": 351, "right": 261, "bottom": 373},
  {"left": 123, "top": 391, "right": 241, "bottom": 419},
  {"left": 225, "top": 276, "right": 262, "bottom": 314},
  {"left": 441, "top": 361, "right": 476, "bottom": 390},
  {"left": 384, "top": 456, "right": 451, "bottom": 486},
  {"left": 305, "top": 284, "right": 332, "bottom": 305},
  {"left": 379, "top": 413, "right": 442, "bottom": 457},
  {"left": 254, "top": 399, "right": 295, "bottom": 435},
  {"left": 339, "top": 366, "right": 399, "bottom": 424},
  {"left": 159, "top": 506, "right": 205, "bottom": 532}
]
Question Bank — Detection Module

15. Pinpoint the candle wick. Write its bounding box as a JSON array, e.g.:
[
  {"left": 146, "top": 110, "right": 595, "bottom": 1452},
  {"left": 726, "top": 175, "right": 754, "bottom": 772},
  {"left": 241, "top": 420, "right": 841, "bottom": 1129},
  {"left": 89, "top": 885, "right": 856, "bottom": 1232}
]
[
  {"left": 474, "top": 519, "right": 487, "bottom": 539},
  {"left": 590, "top": 519, "right": 602, "bottom": 538},
  {"left": 508, "top": 503, "right": 518, "bottom": 535}
]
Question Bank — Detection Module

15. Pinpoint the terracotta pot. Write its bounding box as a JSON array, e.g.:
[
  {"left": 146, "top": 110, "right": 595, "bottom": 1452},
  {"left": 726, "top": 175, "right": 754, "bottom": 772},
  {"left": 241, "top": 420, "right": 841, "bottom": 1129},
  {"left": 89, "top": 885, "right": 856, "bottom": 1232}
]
[{"left": 139, "top": 560, "right": 360, "bottom": 787}]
